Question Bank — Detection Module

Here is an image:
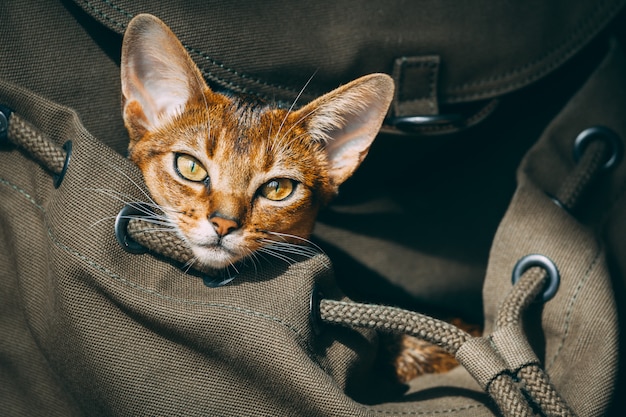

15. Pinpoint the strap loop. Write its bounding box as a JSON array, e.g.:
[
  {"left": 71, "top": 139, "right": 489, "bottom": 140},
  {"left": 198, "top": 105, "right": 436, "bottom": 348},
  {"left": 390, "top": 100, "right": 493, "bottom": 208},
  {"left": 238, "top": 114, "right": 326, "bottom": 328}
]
[
  {"left": 490, "top": 326, "right": 540, "bottom": 372},
  {"left": 455, "top": 337, "right": 509, "bottom": 390}
]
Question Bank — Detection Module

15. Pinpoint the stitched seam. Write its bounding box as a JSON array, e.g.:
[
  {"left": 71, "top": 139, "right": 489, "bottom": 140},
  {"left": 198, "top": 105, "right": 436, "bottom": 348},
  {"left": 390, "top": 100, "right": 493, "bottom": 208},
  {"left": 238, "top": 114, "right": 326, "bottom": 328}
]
[
  {"left": 188, "top": 48, "right": 303, "bottom": 97},
  {"left": 447, "top": 0, "right": 621, "bottom": 100},
  {"left": 101, "top": 0, "right": 132, "bottom": 18},
  {"left": 398, "top": 61, "right": 438, "bottom": 103},
  {"left": 85, "top": 0, "right": 304, "bottom": 100},
  {"left": 0, "top": 176, "right": 304, "bottom": 339},
  {"left": 82, "top": 0, "right": 125, "bottom": 29},
  {"left": 85, "top": 0, "right": 622, "bottom": 102},
  {"left": 0, "top": 177, "right": 44, "bottom": 211},
  {"left": 545, "top": 248, "right": 603, "bottom": 370},
  {"left": 362, "top": 403, "right": 484, "bottom": 415},
  {"left": 1, "top": 175, "right": 489, "bottom": 414}
]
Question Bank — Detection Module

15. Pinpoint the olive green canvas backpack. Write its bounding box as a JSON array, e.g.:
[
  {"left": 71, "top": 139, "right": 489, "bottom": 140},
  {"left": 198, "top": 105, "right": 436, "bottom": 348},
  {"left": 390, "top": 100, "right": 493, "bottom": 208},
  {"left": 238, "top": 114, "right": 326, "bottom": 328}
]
[{"left": 1, "top": 1, "right": 626, "bottom": 415}]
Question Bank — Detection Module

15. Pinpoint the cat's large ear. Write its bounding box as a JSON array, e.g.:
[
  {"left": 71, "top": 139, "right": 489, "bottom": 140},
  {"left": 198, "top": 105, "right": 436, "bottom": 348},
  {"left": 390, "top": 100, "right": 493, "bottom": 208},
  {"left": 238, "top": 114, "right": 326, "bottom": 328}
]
[
  {"left": 294, "top": 74, "right": 394, "bottom": 187},
  {"left": 121, "top": 14, "right": 207, "bottom": 143}
]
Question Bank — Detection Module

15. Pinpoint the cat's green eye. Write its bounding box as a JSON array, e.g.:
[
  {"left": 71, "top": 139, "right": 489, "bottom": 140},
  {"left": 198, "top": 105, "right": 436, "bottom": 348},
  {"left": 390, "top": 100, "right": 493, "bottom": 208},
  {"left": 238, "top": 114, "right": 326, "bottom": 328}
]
[
  {"left": 259, "top": 178, "right": 295, "bottom": 201},
  {"left": 175, "top": 154, "right": 208, "bottom": 182}
]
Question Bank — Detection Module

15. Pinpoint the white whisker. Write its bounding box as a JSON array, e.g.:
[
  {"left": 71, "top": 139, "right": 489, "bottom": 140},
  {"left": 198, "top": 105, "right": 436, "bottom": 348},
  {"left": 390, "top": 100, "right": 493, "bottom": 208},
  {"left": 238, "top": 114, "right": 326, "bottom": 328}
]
[
  {"left": 104, "top": 163, "right": 159, "bottom": 207},
  {"left": 257, "top": 247, "right": 298, "bottom": 266},
  {"left": 183, "top": 255, "right": 199, "bottom": 274},
  {"left": 264, "top": 231, "right": 326, "bottom": 254},
  {"left": 273, "top": 71, "right": 317, "bottom": 144},
  {"left": 255, "top": 230, "right": 329, "bottom": 269}
]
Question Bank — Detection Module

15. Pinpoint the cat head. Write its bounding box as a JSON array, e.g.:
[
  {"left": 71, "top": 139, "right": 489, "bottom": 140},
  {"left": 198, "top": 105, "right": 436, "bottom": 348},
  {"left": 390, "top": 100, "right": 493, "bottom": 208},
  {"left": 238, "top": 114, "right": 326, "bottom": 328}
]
[{"left": 121, "top": 14, "right": 394, "bottom": 270}]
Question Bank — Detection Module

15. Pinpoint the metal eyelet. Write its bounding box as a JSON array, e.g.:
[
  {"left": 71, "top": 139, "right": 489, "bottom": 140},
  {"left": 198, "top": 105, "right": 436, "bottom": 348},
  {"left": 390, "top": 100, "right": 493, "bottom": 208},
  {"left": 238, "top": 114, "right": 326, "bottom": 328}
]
[
  {"left": 115, "top": 203, "right": 240, "bottom": 286},
  {"left": 388, "top": 114, "right": 464, "bottom": 132},
  {"left": 548, "top": 195, "right": 567, "bottom": 211},
  {"left": 573, "top": 126, "right": 623, "bottom": 171},
  {"left": 202, "top": 274, "right": 237, "bottom": 288},
  {"left": 114, "top": 203, "right": 151, "bottom": 254},
  {"left": 0, "top": 105, "right": 13, "bottom": 144},
  {"left": 53, "top": 141, "right": 72, "bottom": 188},
  {"left": 309, "top": 284, "right": 324, "bottom": 336},
  {"left": 512, "top": 254, "right": 560, "bottom": 302}
]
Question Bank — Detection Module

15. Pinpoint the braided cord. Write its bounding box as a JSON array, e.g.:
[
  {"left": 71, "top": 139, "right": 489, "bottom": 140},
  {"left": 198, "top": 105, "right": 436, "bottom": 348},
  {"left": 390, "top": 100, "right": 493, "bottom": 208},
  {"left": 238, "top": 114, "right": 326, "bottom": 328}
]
[
  {"left": 496, "top": 267, "right": 547, "bottom": 328},
  {"left": 488, "top": 374, "right": 536, "bottom": 417},
  {"left": 126, "top": 218, "right": 220, "bottom": 276},
  {"left": 555, "top": 139, "right": 608, "bottom": 211},
  {"left": 494, "top": 270, "right": 577, "bottom": 417},
  {"left": 5, "top": 111, "right": 206, "bottom": 274},
  {"left": 127, "top": 218, "right": 194, "bottom": 262},
  {"left": 6, "top": 108, "right": 597, "bottom": 417},
  {"left": 320, "top": 299, "right": 470, "bottom": 354},
  {"left": 7, "top": 113, "right": 66, "bottom": 174}
]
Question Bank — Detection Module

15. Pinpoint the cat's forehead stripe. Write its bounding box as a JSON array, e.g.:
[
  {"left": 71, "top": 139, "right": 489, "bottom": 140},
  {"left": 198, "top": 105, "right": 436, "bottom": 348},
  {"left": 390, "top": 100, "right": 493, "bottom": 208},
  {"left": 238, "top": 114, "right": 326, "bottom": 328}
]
[{"left": 225, "top": 96, "right": 273, "bottom": 130}]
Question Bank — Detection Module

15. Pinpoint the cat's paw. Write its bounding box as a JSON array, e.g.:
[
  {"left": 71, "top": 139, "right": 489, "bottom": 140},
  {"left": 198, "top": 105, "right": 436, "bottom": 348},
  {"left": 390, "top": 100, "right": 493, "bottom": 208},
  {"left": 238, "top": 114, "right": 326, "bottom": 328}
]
[
  {"left": 393, "top": 335, "right": 459, "bottom": 383},
  {"left": 385, "top": 318, "right": 482, "bottom": 383}
]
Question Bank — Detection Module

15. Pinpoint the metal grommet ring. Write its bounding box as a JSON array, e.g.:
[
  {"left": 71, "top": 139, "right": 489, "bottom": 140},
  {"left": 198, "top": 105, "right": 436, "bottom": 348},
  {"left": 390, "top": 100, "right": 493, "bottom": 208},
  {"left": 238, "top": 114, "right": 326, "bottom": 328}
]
[
  {"left": 0, "top": 105, "right": 13, "bottom": 144},
  {"left": 512, "top": 254, "right": 560, "bottom": 303},
  {"left": 202, "top": 274, "right": 237, "bottom": 288},
  {"left": 573, "top": 126, "right": 623, "bottom": 171},
  {"left": 309, "top": 284, "right": 324, "bottom": 336},
  {"left": 548, "top": 194, "right": 567, "bottom": 212},
  {"left": 114, "top": 203, "right": 152, "bottom": 254},
  {"left": 53, "top": 141, "right": 72, "bottom": 188},
  {"left": 388, "top": 114, "right": 464, "bottom": 132}
]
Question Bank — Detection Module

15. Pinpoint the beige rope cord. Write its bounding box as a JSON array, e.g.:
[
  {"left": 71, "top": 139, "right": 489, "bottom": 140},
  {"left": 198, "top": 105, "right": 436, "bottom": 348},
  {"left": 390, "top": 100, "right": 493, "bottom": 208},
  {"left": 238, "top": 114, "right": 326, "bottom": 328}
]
[
  {"left": 318, "top": 129, "right": 619, "bottom": 416},
  {"left": 554, "top": 126, "right": 622, "bottom": 212},
  {"left": 319, "top": 266, "right": 573, "bottom": 417},
  {"left": 6, "top": 112, "right": 66, "bottom": 174},
  {"left": 3, "top": 109, "right": 617, "bottom": 417},
  {"left": 126, "top": 218, "right": 195, "bottom": 263},
  {"left": 1, "top": 110, "right": 209, "bottom": 276},
  {"left": 318, "top": 128, "right": 620, "bottom": 416}
]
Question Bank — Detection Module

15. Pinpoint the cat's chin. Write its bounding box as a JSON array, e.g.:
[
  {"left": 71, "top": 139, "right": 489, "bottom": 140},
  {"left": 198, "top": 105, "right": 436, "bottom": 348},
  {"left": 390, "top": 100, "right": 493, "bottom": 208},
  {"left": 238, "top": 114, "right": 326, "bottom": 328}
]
[{"left": 190, "top": 244, "right": 241, "bottom": 270}]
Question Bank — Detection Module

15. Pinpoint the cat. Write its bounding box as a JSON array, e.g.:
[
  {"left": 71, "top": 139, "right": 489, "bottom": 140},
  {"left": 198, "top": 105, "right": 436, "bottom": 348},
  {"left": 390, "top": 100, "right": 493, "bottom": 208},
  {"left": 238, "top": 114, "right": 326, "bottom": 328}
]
[
  {"left": 120, "top": 14, "right": 393, "bottom": 272},
  {"left": 120, "top": 13, "right": 467, "bottom": 383}
]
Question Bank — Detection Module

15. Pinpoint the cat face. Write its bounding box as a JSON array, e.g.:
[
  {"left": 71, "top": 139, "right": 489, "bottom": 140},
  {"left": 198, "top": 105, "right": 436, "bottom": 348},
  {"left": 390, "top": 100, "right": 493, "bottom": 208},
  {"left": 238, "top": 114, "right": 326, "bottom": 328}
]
[{"left": 121, "top": 14, "right": 394, "bottom": 270}]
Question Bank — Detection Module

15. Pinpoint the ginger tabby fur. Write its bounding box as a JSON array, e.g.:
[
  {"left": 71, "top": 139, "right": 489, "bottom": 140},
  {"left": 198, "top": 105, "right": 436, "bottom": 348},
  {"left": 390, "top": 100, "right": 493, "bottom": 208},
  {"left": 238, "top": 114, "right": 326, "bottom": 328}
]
[
  {"left": 121, "top": 13, "right": 471, "bottom": 383},
  {"left": 122, "top": 14, "right": 393, "bottom": 271}
]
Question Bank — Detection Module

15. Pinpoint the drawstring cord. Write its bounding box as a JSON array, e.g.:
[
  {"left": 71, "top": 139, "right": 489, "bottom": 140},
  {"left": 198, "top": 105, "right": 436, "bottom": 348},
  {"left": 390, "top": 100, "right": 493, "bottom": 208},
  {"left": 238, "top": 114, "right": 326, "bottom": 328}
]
[
  {"left": 5, "top": 112, "right": 66, "bottom": 175},
  {"left": 320, "top": 127, "right": 620, "bottom": 417},
  {"left": 320, "top": 266, "right": 571, "bottom": 417},
  {"left": 2, "top": 108, "right": 620, "bottom": 416},
  {"left": 1, "top": 110, "right": 219, "bottom": 276},
  {"left": 553, "top": 126, "right": 622, "bottom": 212}
]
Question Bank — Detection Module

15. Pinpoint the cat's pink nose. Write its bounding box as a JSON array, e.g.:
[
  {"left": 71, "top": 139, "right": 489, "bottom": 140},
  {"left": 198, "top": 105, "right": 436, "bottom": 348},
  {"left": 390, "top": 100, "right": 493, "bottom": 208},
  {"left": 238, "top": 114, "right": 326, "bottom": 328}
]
[{"left": 210, "top": 216, "right": 239, "bottom": 237}]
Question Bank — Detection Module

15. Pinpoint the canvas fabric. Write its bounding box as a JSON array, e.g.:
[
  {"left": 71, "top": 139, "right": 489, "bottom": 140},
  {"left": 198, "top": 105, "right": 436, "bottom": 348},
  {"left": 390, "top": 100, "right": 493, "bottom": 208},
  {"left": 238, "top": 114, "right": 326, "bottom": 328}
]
[{"left": 1, "top": 1, "right": 626, "bottom": 416}]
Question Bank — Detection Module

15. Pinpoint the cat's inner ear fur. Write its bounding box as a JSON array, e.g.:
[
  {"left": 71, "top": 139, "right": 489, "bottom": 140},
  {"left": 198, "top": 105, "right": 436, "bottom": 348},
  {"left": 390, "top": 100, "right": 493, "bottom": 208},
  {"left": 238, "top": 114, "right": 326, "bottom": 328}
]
[
  {"left": 293, "top": 74, "right": 394, "bottom": 188},
  {"left": 121, "top": 14, "right": 207, "bottom": 142}
]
